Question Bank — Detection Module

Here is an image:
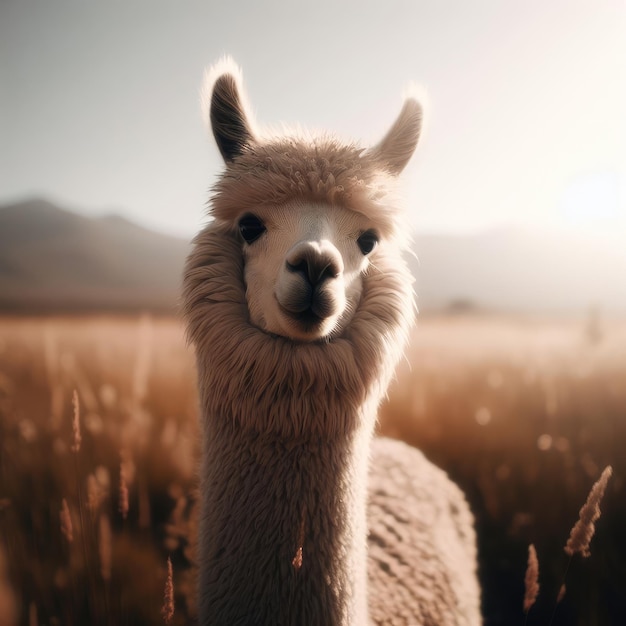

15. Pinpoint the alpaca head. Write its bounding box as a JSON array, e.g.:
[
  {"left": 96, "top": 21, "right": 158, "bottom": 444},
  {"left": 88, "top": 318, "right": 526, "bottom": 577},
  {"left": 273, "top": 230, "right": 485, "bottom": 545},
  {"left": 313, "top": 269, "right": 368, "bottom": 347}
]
[{"left": 203, "top": 60, "right": 423, "bottom": 342}]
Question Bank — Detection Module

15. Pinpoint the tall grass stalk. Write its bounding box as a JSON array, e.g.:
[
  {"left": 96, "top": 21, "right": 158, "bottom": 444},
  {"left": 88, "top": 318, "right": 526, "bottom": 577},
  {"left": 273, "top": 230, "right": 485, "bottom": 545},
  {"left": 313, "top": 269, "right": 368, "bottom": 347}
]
[
  {"left": 564, "top": 465, "right": 612, "bottom": 558},
  {"left": 98, "top": 512, "right": 113, "bottom": 621},
  {"left": 549, "top": 465, "right": 613, "bottom": 625},
  {"left": 70, "top": 389, "right": 99, "bottom": 622}
]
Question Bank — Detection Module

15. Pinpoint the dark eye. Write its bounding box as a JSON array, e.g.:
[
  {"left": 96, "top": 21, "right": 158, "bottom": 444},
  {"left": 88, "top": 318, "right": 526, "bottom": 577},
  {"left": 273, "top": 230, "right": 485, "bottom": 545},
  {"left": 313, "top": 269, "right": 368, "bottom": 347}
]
[
  {"left": 238, "top": 214, "right": 266, "bottom": 244},
  {"left": 357, "top": 230, "right": 378, "bottom": 255}
]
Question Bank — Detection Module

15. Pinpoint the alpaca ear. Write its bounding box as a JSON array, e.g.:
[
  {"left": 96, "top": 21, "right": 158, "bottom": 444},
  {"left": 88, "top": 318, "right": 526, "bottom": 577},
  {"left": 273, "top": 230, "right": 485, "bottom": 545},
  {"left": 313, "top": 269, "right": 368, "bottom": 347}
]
[
  {"left": 366, "top": 98, "right": 423, "bottom": 175},
  {"left": 207, "top": 65, "right": 256, "bottom": 163}
]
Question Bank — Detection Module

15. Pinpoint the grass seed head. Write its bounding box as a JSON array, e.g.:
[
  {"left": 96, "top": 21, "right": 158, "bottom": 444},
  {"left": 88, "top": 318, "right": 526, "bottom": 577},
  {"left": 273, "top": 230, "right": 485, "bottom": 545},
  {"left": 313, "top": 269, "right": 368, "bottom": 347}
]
[
  {"left": 162, "top": 556, "right": 175, "bottom": 625},
  {"left": 59, "top": 498, "right": 73, "bottom": 543},
  {"left": 70, "top": 389, "right": 81, "bottom": 453},
  {"left": 564, "top": 465, "right": 613, "bottom": 557},
  {"left": 119, "top": 460, "right": 129, "bottom": 520},
  {"left": 523, "top": 543, "right": 540, "bottom": 612}
]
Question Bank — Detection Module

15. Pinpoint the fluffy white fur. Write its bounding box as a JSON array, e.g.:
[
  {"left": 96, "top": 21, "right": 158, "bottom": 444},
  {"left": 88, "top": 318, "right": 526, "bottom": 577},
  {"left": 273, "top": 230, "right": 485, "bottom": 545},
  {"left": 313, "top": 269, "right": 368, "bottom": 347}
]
[{"left": 184, "top": 57, "right": 481, "bottom": 625}]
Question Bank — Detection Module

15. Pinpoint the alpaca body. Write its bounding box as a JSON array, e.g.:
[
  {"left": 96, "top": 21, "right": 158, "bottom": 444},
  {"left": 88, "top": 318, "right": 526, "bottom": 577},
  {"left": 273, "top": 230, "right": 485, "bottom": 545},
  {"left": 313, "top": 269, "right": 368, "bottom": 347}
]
[
  {"left": 368, "top": 438, "right": 480, "bottom": 625},
  {"left": 184, "top": 58, "right": 481, "bottom": 625}
]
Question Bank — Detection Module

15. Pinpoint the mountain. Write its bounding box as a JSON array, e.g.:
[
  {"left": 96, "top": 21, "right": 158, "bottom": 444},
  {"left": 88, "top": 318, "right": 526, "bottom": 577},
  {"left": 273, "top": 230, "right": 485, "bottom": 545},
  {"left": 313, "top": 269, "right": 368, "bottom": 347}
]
[
  {"left": 0, "top": 199, "right": 189, "bottom": 313},
  {"left": 0, "top": 198, "right": 624, "bottom": 315}
]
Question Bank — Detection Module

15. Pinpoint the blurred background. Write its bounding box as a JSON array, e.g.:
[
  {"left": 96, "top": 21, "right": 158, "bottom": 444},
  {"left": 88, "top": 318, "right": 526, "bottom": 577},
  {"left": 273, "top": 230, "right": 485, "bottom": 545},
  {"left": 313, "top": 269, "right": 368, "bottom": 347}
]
[{"left": 0, "top": 0, "right": 625, "bottom": 624}]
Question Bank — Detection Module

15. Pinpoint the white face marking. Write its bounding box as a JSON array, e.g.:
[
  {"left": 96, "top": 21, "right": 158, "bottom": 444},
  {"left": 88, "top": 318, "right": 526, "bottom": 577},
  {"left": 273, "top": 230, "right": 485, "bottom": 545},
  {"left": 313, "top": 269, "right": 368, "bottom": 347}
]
[{"left": 239, "top": 200, "right": 377, "bottom": 341}]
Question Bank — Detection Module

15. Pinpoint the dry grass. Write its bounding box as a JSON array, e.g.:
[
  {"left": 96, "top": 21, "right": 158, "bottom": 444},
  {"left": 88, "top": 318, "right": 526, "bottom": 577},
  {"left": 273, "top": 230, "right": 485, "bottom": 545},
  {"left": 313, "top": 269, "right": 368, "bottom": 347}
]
[
  {"left": 381, "top": 314, "right": 625, "bottom": 624},
  {"left": 0, "top": 313, "right": 624, "bottom": 625},
  {"left": 0, "top": 315, "right": 197, "bottom": 625}
]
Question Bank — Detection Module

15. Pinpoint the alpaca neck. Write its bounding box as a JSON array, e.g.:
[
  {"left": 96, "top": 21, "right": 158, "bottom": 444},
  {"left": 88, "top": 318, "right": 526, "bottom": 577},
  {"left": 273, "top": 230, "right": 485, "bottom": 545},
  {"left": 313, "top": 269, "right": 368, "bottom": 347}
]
[
  {"left": 184, "top": 225, "right": 414, "bottom": 625},
  {"left": 198, "top": 413, "right": 373, "bottom": 625}
]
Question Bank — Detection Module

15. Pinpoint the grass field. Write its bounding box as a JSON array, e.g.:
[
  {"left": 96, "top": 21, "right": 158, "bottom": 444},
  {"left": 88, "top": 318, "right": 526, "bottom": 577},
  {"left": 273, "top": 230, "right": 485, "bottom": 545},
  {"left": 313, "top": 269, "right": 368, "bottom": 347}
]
[{"left": 0, "top": 314, "right": 624, "bottom": 625}]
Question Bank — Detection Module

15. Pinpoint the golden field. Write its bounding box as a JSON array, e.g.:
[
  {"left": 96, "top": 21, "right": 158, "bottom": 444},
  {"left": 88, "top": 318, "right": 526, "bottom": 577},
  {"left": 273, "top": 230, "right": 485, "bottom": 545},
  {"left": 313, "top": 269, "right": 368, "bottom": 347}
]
[{"left": 0, "top": 314, "right": 624, "bottom": 626}]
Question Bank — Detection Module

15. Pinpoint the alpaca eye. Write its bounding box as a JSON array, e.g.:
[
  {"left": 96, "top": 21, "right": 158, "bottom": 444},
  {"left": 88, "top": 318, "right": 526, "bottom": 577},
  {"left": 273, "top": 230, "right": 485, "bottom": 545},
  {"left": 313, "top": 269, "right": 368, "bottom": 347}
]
[
  {"left": 357, "top": 230, "right": 378, "bottom": 255},
  {"left": 238, "top": 214, "right": 266, "bottom": 244}
]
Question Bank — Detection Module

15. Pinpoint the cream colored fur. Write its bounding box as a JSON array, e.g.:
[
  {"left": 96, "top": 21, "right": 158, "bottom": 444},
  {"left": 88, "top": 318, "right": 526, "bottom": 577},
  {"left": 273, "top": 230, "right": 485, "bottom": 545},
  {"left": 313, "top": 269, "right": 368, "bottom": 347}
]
[{"left": 184, "top": 57, "right": 481, "bottom": 625}]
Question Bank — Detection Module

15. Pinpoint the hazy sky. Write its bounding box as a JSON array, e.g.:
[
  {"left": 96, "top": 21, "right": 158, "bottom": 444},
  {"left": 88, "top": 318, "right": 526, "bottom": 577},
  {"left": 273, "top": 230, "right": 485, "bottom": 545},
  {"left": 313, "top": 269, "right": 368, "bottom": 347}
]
[{"left": 1, "top": 0, "right": 624, "bottom": 239}]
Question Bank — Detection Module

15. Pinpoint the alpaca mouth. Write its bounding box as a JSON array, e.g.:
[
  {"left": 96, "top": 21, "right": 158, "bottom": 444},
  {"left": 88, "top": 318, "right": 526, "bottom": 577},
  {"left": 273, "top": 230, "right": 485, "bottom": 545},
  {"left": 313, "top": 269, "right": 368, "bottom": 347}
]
[
  {"left": 279, "top": 304, "right": 325, "bottom": 328},
  {"left": 277, "top": 290, "right": 337, "bottom": 330}
]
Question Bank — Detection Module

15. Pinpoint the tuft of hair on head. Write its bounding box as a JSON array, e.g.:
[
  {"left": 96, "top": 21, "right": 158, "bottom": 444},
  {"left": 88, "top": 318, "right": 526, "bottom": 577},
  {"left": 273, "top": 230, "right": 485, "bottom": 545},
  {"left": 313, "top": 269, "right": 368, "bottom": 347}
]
[
  {"left": 200, "top": 56, "right": 257, "bottom": 163},
  {"left": 564, "top": 465, "right": 613, "bottom": 558}
]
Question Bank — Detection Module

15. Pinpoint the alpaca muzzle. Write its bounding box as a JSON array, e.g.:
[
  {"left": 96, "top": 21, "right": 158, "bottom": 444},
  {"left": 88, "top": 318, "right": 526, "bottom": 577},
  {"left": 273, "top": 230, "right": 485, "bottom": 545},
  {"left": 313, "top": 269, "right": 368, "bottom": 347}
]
[{"left": 278, "top": 241, "right": 346, "bottom": 323}]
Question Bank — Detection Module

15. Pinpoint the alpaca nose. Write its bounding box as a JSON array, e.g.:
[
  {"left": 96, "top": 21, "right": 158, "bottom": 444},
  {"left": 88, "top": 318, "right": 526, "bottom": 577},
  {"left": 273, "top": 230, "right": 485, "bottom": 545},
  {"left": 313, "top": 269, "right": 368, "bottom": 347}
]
[{"left": 286, "top": 241, "right": 343, "bottom": 287}]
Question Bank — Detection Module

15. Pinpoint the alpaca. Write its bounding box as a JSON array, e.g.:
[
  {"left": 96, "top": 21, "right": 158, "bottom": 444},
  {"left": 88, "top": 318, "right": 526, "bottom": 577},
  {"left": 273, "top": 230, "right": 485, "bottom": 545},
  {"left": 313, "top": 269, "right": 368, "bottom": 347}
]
[{"left": 183, "top": 59, "right": 481, "bottom": 625}]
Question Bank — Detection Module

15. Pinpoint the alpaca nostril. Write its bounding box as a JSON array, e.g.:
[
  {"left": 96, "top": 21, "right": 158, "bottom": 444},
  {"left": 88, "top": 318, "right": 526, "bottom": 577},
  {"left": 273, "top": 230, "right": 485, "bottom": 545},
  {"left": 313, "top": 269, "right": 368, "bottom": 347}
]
[
  {"left": 318, "top": 260, "right": 340, "bottom": 282},
  {"left": 286, "top": 256, "right": 340, "bottom": 287},
  {"left": 286, "top": 259, "right": 308, "bottom": 277}
]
